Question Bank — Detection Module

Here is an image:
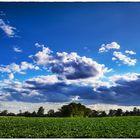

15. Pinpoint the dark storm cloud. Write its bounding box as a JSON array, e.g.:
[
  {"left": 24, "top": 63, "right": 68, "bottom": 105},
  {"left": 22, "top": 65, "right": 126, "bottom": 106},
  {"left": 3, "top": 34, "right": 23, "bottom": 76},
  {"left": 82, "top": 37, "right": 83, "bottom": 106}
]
[
  {"left": 51, "top": 58, "right": 99, "bottom": 80},
  {"left": 96, "top": 76, "right": 140, "bottom": 105},
  {"left": 32, "top": 47, "right": 108, "bottom": 80},
  {"left": 1, "top": 74, "right": 140, "bottom": 105}
]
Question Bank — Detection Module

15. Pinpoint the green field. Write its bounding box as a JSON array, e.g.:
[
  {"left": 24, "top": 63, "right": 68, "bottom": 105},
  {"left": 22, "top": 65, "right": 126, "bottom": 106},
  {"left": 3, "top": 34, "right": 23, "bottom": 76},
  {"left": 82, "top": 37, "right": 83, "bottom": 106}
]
[{"left": 0, "top": 116, "right": 140, "bottom": 138}]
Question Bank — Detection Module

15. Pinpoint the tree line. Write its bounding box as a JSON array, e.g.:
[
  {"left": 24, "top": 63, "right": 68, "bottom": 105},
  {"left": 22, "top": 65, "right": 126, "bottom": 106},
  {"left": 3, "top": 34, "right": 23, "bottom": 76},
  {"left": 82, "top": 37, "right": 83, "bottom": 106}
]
[{"left": 0, "top": 103, "right": 140, "bottom": 117}]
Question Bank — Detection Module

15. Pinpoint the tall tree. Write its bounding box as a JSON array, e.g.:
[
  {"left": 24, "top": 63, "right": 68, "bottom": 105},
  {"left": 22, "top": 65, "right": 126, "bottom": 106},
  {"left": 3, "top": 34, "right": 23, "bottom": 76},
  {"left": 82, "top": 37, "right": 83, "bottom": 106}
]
[
  {"left": 108, "top": 109, "right": 117, "bottom": 116},
  {"left": 37, "top": 106, "right": 45, "bottom": 117},
  {"left": 89, "top": 110, "right": 99, "bottom": 117},
  {"left": 99, "top": 111, "right": 107, "bottom": 117},
  {"left": 0, "top": 110, "right": 8, "bottom": 116},
  {"left": 59, "top": 103, "right": 92, "bottom": 117},
  {"left": 115, "top": 109, "right": 123, "bottom": 116},
  {"left": 47, "top": 109, "right": 55, "bottom": 117}
]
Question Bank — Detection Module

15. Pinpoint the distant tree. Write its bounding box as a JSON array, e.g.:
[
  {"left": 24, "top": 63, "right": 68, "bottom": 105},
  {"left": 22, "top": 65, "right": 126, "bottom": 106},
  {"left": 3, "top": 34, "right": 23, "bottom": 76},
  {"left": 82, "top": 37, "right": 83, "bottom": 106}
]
[
  {"left": 0, "top": 102, "right": 139, "bottom": 117},
  {"left": 17, "top": 110, "right": 23, "bottom": 116},
  {"left": 137, "top": 109, "right": 140, "bottom": 116},
  {"left": 89, "top": 110, "right": 99, "bottom": 117},
  {"left": 108, "top": 109, "right": 117, "bottom": 116},
  {"left": 19, "top": 110, "right": 22, "bottom": 114},
  {"left": 59, "top": 103, "right": 92, "bottom": 117},
  {"left": 132, "top": 107, "right": 139, "bottom": 116},
  {"left": 47, "top": 109, "right": 55, "bottom": 117},
  {"left": 37, "top": 106, "right": 45, "bottom": 117},
  {"left": 54, "top": 111, "right": 62, "bottom": 117},
  {"left": 115, "top": 109, "right": 123, "bottom": 116},
  {"left": 22, "top": 111, "right": 32, "bottom": 117},
  {"left": 31, "top": 111, "right": 37, "bottom": 117},
  {"left": 123, "top": 110, "right": 130, "bottom": 116},
  {"left": 0, "top": 110, "right": 8, "bottom": 116},
  {"left": 7, "top": 112, "right": 16, "bottom": 116},
  {"left": 84, "top": 108, "right": 92, "bottom": 117},
  {"left": 17, "top": 110, "right": 37, "bottom": 117},
  {"left": 99, "top": 111, "right": 107, "bottom": 117}
]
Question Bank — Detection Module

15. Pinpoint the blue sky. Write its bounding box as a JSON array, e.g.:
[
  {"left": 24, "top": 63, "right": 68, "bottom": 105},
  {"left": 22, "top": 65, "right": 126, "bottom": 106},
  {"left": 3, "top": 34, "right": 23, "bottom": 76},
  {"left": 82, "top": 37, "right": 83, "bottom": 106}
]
[
  {"left": 0, "top": 2, "right": 140, "bottom": 111},
  {"left": 0, "top": 3, "right": 140, "bottom": 71}
]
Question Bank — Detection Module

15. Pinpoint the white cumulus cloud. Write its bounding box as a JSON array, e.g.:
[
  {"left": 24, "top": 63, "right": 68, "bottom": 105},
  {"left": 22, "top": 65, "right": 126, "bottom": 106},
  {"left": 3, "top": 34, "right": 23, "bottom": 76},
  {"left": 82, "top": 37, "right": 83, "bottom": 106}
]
[
  {"left": 32, "top": 46, "right": 110, "bottom": 80},
  {"left": 8, "top": 73, "right": 14, "bottom": 80},
  {"left": 35, "top": 42, "right": 45, "bottom": 48},
  {"left": 32, "top": 46, "right": 52, "bottom": 65},
  {"left": 0, "top": 19, "right": 16, "bottom": 38},
  {"left": 125, "top": 50, "right": 136, "bottom": 55},
  {"left": 13, "top": 47, "right": 22, "bottom": 53},
  {"left": 0, "top": 62, "right": 40, "bottom": 79},
  {"left": 113, "top": 51, "right": 137, "bottom": 66},
  {"left": 109, "top": 73, "right": 139, "bottom": 84},
  {"left": 112, "top": 57, "right": 117, "bottom": 61},
  {"left": 99, "top": 42, "right": 120, "bottom": 53}
]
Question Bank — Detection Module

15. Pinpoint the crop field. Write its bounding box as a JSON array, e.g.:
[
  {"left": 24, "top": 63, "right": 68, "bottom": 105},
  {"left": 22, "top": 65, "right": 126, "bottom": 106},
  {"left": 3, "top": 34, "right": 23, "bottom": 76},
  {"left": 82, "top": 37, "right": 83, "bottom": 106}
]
[{"left": 0, "top": 116, "right": 139, "bottom": 138}]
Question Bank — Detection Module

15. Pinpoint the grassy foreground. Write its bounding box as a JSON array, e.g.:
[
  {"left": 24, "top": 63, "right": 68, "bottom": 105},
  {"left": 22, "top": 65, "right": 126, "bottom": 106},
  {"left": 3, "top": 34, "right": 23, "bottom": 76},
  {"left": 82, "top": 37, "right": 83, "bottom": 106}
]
[{"left": 0, "top": 116, "right": 140, "bottom": 138}]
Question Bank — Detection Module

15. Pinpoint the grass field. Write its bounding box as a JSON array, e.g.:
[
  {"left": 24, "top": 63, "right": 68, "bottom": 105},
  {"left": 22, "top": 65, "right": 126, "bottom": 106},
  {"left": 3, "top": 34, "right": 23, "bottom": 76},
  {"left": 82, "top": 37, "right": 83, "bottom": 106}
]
[{"left": 0, "top": 116, "right": 140, "bottom": 138}]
